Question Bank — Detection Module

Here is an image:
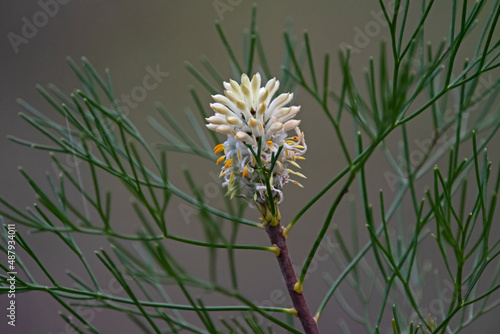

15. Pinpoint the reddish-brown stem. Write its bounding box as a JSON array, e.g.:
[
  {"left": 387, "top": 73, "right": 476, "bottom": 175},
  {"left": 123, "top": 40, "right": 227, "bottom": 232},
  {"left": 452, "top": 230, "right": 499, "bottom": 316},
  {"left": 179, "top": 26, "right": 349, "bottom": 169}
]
[{"left": 265, "top": 223, "right": 319, "bottom": 334}]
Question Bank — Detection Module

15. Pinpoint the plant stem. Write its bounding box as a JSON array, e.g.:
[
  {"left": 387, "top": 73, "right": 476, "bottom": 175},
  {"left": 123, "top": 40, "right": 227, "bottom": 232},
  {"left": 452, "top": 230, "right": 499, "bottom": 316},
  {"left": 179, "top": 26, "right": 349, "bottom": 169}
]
[{"left": 265, "top": 222, "right": 319, "bottom": 334}]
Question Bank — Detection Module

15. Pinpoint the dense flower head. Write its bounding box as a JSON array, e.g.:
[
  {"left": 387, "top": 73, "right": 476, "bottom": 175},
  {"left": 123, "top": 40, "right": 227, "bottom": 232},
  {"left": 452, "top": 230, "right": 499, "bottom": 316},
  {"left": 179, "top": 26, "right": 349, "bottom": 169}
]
[{"left": 206, "top": 72, "right": 306, "bottom": 204}]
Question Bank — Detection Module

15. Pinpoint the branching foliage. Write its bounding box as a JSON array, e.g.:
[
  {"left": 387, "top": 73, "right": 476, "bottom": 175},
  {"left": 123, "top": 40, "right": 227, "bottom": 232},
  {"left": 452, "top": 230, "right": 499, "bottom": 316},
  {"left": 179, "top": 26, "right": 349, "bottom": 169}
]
[{"left": 2, "top": 1, "right": 500, "bottom": 333}]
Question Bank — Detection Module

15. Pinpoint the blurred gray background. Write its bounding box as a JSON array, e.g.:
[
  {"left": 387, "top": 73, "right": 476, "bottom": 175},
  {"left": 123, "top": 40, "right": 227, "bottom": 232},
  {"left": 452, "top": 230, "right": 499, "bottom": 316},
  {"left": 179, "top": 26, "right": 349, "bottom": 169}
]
[{"left": 1, "top": 1, "right": 500, "bottom": 333}]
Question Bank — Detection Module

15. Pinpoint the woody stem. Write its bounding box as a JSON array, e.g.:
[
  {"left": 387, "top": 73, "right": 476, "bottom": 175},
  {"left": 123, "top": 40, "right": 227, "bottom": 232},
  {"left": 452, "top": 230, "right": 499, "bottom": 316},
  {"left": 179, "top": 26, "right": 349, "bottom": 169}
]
[{"left": 265, "top": 222, "right": 319, "bottom": 334}]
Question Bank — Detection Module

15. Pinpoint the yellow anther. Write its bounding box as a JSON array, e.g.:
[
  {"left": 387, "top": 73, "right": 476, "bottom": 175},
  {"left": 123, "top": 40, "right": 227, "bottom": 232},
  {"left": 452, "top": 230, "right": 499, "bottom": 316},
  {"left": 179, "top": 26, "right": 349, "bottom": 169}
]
[
  {"left": 216, "top": 155, "right": 225, "bottom": 164},
  {"left": 276, "top": 161, "right": 283, "bottom": 170},
  {"left": 214, "top": 145, "right": 225, "bottom": 154},
  {"left": 295, "top": 156, "right": 306, "bottom": 160},
  {"left": 267, "top": 140, "right": 274, "bottom": 149},
  {"left": 295, "top": 145, "right": 305, "bottom": 149},
  {"left": 242, "top": 166, "right": 249, "bottom": 177},
  {"left": 224, "top": 159, "right": 233, "bottom": 168}
]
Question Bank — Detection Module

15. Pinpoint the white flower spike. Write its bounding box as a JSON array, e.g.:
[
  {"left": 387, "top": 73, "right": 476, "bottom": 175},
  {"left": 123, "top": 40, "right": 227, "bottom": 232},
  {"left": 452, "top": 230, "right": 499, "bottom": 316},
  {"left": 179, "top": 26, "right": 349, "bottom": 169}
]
[{"left": 206, "top": 73, "right": 307, "bottom": 205}]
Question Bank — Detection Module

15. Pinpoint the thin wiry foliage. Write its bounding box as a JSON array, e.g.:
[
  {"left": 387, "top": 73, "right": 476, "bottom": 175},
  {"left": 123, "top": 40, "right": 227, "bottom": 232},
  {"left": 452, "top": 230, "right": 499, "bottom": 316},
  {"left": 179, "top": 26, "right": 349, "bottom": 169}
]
[{"left": 2, "top": 1, "right": 500, "bottom": 333}]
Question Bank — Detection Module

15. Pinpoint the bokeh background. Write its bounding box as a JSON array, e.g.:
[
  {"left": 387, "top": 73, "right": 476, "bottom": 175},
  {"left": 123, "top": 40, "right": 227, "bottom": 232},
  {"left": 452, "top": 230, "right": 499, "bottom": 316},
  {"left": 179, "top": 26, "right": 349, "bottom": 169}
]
[{"left": 1, "top": 1, "right": 500, "bottom": 333}]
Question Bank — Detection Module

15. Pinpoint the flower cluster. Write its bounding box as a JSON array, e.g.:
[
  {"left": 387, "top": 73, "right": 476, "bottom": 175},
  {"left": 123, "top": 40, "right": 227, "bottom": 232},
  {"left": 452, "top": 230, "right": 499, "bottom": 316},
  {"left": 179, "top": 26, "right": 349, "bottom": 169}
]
[{"left": 206, "top": 73, "right": 306, "bottom": 205}]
